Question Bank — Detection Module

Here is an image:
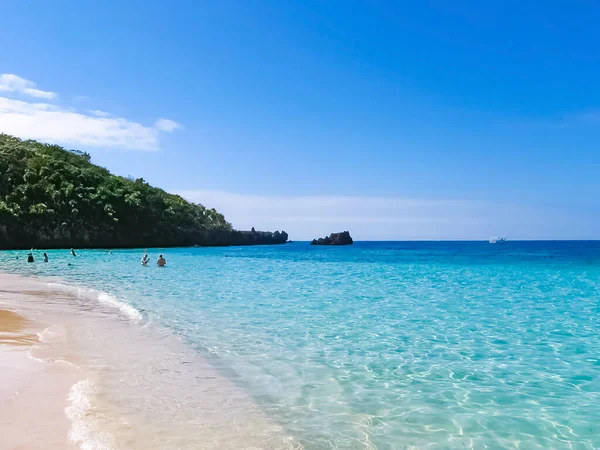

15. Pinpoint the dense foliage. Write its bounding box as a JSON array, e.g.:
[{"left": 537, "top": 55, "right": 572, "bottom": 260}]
[{"left": 0, "top": 134, "right": 286, "bottom": 248}]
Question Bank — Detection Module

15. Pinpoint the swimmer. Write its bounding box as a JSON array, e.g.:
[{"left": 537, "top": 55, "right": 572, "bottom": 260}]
[
  {"left": 157, "top": 255, "right": 166, "bottom": 267},
  {"left": 70, "top": 248, "right": 77, "bottom": 257},
  {"left": 43, "top": 252, "right": 48, "bottom": 262},
  {"left": 141, "top": 253, "right": 150, "bottom": 266},
  {"left": 27, "top": 252, "right": 34, "bottom": 263}
]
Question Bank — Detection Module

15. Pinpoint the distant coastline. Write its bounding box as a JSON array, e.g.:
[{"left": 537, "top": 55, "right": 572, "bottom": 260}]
[{"left": 0, "top": 228, "right": 288, "bottom": 250}]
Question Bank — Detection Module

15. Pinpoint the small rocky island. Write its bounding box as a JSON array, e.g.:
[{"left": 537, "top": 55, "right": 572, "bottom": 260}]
[{"left": 311, "top": 231, "right": 353, "bottom": 246}]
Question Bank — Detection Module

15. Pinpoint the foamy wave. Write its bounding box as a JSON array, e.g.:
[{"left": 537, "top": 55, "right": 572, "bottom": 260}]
[
  {"left": 37, "top": 324, "right": 65, "bottom": 343},
  {"left": 28, "top": 351, "right": 79, "bottom": 368},
  {"left": 46, "top": 282, "right": 143, "bottom": 324},
  {"left": 97, "top": 293, "right": 142, "bottom": 324},
  {"left": 29, "top": 324, "right": 80, "bottom": 367},
  {"left": 66, "top": 379, "right": 115, "bottom": 450},
  {"left": 27, "top": 353, "right": 47, "bottom": 364}
]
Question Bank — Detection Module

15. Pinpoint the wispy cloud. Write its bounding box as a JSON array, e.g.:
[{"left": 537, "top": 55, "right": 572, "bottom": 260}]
[
  {"left": 0, "top": 98, "right": 162, "bottom": 151},
  {"left": 154, "top": 118, "right": 182, "bottom": 132},
  {"left": 178, "top": 191, "right": 578, "bottom": 240},
  {"left": 73, "top": 95, "right": 90, "bottom": 103},
  {"left": 0, "top": 74, "right": 57, "bottom": 99},
  {"left": 0, "top": 73, "right": 182, "bottom": 151},
  {"left": 88, "top": 109, "right": 112, "bottom": 118}
]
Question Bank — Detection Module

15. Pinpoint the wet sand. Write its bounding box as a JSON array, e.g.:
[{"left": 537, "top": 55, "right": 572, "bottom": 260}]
[
  {"left": 0, "top": 309, "right": 38, "bottom": 346},
  {"left": 0, "top": 306, "right": 79, "bottom": 449}
]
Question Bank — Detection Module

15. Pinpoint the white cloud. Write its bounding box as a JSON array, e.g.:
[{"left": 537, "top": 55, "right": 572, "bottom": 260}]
[
  {"left": 0, "top": 74, "right": 183, "bottom": 151},
  {"left": 0, "top": 97, "right": 161, "bottom": 151},
  {"left": 154, "top": 118, "right": 182, "bottom": 132},
  {"left": 177, "top": 191, "right": 592, "bottom": 240},
  {"left": 0, "top": 73, "right": 57, "bottom": 99}
]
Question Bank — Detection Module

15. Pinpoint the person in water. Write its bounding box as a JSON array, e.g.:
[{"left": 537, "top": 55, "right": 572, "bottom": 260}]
[
  {"left": 157, "top": 255, "right": 166, "bottom": 267},
  {"left": 141, "top": 253, "right": 150, "bottom": 266},
  {"left": 70, "top": 248, "right": 77, "bottom": 257},
  {"left": 43, "top": 252, "right": 48, "bottom": 262},
  {"left": 27, "top": 252, "right": 34, "bottom": 263}
]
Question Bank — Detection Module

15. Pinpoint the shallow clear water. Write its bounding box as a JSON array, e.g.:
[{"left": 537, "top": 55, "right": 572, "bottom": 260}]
[{"left": 2, "top": 241, "right": 600, "bottom": 449}]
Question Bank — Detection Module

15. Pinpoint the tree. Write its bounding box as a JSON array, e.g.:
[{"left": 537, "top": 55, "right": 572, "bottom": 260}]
[{"left": 0, "top": 134, "right": 232, "bottom": 247}]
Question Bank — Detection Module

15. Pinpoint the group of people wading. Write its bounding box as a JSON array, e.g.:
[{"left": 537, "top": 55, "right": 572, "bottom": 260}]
[
  {"left": 23, "top": 249, "right": 167, "bottom": 267},
  {"left": 142, "top": 253, "right": 166, "bottom": 267},
  {"left": 25, "top": 248, "right": 76, "bottom": 263}
]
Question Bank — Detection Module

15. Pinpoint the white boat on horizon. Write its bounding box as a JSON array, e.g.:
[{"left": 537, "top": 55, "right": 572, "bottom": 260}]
[{"left": 489, "top": 237, "right": 507, "bottom": 244}]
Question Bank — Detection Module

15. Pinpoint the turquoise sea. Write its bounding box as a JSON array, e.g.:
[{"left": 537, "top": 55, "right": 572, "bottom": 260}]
[{"left": 2, "top": 241, "right": 600, "bottom": 449}]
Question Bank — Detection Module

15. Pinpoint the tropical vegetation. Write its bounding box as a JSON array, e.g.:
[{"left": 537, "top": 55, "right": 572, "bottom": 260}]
[{"left": 0, "top": 134, "right": 286, "bottom": 248}]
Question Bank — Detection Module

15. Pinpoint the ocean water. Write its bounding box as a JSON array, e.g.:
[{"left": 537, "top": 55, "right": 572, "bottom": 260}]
[{"left": 2, "top": 241, "right": 600, "bottom": 449}]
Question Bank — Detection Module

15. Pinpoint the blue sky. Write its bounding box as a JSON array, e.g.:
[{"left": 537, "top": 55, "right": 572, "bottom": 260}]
[{"left": 1, "top": 0, "right": 599, "bottom": 239}]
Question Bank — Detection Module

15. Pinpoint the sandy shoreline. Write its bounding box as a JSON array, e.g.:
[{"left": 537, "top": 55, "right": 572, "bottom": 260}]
[
  {"left": 0, "top": 303, "right": 79, "bottom": 449},
  {"left": 0, "top": 272, "right": 301, "bottom": 450}
]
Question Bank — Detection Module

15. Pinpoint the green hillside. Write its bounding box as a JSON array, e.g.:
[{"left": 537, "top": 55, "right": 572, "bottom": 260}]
[{"left": 0, "top": 134, "right": 286, "bottom": 248}]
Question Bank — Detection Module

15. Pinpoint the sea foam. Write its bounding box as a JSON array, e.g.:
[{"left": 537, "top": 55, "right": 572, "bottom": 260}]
[
  {"left": 46, "top": 282, "right": 142, "bottom": 324},
  {"left": 97, "top": 292, "right": 142, "bottom": 324},
  {"left": 65, "top": 379, "right": 116, "bottom": 450}
]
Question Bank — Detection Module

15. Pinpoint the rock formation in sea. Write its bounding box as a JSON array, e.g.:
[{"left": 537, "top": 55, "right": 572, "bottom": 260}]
[{"left": 311, "top": 231, "right": 353, "bottom": 246}]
